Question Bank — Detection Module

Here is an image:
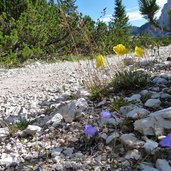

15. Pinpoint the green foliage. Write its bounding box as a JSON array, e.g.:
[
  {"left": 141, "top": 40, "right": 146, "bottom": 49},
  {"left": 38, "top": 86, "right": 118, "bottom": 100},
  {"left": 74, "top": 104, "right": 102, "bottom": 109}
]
[
  {"left": 16, "top": 119, "right": 31, "bottom": 130},
  {"left": 7, "top": 124, "right": 19, "bottom": 136},
  {"left": 112, "top": 97, "right": 134, "bottom": 111},
  {"left": 89, "top": 86, "right": 106, "bottom": 100},
  {"left": 112, "top": 0, "right": 130, "bottom": 30},
  {"left": 169, "top": 10, "right": 171, "bottom": 28},
  {"left": 108, "top": 0, "right": 131, "bottom": 52},
  {"left": 138, "top": 0, "right": 160, "bottom": 21},
  {"left": 107, "top": 69, "right": 150, "bottom": 93},
  {"left": 0, "top": 0, "right": 28, "bottom": 20},
  {"left": 141, "top": 94, "right": 151, "bottom": 103},
  {"left": 94, "top": 21, "right": 108, "bottom": 54}
]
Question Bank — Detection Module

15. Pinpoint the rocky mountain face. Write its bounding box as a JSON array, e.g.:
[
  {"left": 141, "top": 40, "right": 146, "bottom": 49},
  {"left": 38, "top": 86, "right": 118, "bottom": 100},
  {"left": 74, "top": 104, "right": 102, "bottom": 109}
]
[
  {"left": 131, "top": 0, "right": 171, "bottom": 36},
  {"left": 158, "top": 0, "right": 171, "bottom": 29}
]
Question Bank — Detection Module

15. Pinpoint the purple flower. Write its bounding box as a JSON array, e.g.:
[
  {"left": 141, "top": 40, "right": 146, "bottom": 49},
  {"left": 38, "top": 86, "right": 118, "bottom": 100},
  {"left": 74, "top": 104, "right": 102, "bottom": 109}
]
[
  {"left": 84, "top": 125, "right": 97, "bottom": 136},
  {"left": 101, "top": 111, "right": 111, "bottom": 119},
  {"left": 159, "top": 133, "right": 171, "bottom": 147}
]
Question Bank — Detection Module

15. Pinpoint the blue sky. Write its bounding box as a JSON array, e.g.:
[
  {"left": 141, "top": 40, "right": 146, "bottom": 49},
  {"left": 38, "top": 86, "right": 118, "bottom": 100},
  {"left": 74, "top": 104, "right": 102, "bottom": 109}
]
[{"left": 75, "top": 0, "right": 167, "bottom": 27}]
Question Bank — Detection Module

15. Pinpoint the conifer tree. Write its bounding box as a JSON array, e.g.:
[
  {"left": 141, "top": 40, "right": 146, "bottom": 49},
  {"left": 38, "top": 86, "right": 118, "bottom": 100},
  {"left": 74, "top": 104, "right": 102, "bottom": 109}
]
[
  {"left": 113, "top": 0, "right": 129, "bottom": 30},
  {"left": 109, "top": 0, "right": 130, "bottom": 44}
]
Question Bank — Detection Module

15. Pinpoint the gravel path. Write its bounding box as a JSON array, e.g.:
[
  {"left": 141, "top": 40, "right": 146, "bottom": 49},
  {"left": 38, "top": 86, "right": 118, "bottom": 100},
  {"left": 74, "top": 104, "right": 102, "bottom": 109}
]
[
  {"left": 0, "top": 61, "right": 81, "bottom": 96},
  {"left": 0, "top": 45, "right": 171, "bottom": 97}
]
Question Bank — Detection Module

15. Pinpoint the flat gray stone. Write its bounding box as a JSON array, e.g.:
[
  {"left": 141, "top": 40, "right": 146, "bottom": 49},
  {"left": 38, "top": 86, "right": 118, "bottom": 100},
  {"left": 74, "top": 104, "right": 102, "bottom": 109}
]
[
  {"left": 120, "top": 133, "right": 145, "bottom": 148},
  {"left": 126, "top": 108, "right": 150, "bottom": 119},
  {"left": 0, "top": 128, "right": 9, "bottom": 139},
  {"left": 140, "top": 163, "right": 160, "bottom": 171},
  {"left": 120, "top": 105, "right": 138, "bottom": 116},
  {"left": 134, "top": 107, "right": 171, "bottom": 135},
  {"left": 24, "top": 125, "right": 41, "bottom": 135},
  {"left": 53, "top": 98, "right": 88, "bottom": 122},
  {"left": 47, "top": 113, "right": 63, "bottom": 125},
  {"left": 50, "top": 147, "right": 63, "bottom": 158},
  {"left": 144, "top": 139, "right": 158, "bottom": 154},
  {"left": 106, "top": 132, "right": 119, "bottom": 144},
  {"left": 144, "top": 99, "right": 161, "bottom": 108},
  {"left": 125, "top": 94, "right": 141, "bottom": 102},
  {"left": 152, "top": 77, "right": 168, "bottom": 84},
  {"left": 156, "top": 159, "right": 171, "bottom": 171},
  {"left": 125, "top": 149, "right": 141, "bottom": 160}
]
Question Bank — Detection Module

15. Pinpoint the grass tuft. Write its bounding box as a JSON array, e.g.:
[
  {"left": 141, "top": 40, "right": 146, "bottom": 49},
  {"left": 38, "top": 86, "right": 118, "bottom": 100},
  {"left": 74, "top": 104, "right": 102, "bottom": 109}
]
[{"left": 107, "top": 69, "right": 150, "bottom": 94}]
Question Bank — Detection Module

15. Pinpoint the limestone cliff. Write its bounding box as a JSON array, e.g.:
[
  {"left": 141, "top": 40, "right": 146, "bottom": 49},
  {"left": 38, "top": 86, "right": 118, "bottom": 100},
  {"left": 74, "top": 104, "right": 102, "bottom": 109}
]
[{"left": 158, "top": 0, "right": 171, "bottom": 29}]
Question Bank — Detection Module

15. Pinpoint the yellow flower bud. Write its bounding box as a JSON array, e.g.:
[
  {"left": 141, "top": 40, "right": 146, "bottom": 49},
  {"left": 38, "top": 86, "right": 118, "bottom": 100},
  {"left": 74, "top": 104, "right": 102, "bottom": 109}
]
[
  {"left": 135, "top": 46, "right": 144, "bottom": 57},
  {"left": 96, "top": 55, "right": 105, "bottom": 68},
  {"left": 113, "top": 44, "right": 128, "bottom": 56}
]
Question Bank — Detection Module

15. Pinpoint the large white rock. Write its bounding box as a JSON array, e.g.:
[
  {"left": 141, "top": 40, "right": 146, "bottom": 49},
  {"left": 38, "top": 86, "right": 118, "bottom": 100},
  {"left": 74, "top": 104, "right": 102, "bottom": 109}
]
[{"left": 134, "top": 107, "right": 171, "bottom": 135}]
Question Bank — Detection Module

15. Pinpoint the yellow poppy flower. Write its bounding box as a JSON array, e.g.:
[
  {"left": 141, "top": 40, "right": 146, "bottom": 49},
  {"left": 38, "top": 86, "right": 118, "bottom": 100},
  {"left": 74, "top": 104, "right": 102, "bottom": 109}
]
[
  {"left": 135, "top": 46, "right": 144, "bottom": 57},
  {"left": 113, "top": 44, "right": 128, "bottom": 56},
  {"left": 96, "top": 55, "right": 105, "bottom": 68}
]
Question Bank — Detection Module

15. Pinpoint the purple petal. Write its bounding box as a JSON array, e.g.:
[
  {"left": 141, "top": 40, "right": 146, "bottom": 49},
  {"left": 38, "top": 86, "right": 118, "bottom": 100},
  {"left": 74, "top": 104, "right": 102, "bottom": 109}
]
[
  {"left": 84, "top": 125, "right": 97, "bottom": 136},
  {"left": 101, "top": 111, "right": 111, "bottom": 119},
  {"left": 159, "top": 134, "right": 171, "bottom": 147}
]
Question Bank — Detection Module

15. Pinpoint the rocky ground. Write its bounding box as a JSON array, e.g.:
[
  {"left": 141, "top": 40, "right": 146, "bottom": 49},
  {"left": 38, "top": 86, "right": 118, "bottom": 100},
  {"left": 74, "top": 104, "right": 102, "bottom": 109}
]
[{"left": 0, "top": 45, "right": 171, "bottom": 171}]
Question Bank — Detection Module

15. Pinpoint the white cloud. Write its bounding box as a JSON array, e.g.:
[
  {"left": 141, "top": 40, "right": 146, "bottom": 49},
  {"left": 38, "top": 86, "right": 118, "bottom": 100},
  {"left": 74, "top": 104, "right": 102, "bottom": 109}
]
[
  {"left": 99, "top": 16, "right": 111, "bottom": 22},
  {"left": 127, "top": 11, "right": 143, "bottom": 21},
  {"left": 100, "top": 11, "right": 143, "bottom": 23},
  {"left": 156, "top": 0, "right": 167, "bottom": 7},
  {"left": 99, "top": 15, "right": 112, "bottom": 22},
  {"left": 126, "top": 6, "right": 139, "bottom": 12}
]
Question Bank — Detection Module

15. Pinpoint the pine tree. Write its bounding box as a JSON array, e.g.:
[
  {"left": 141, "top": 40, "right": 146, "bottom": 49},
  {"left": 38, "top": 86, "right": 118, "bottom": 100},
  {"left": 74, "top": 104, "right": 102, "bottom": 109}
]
[
  {"left": 113, "top": 0, "right": 129, "bottom": 30},
  {"left": 109, "top": 0, "right": 130, "bottom": 45}
]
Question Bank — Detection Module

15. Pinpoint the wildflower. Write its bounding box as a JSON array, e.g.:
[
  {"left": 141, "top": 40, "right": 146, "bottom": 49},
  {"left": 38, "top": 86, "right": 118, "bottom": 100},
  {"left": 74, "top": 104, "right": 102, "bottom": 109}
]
[
  {"left": 96, "top": 54, "right": 105, "bottom": 68},
  {"left": 159, "top": 133, "right": 171, "bottom": 147},
  {"left": 84, "top": 125, "right": 97, "bottom": 136},
  {"left": 113, "top": 44, "right": 128, "bottom": 56},
  {"left": 101, "top": 111, "right": 111, "bottom": 119},
  {"left": 135, "top": 46, "right": 144, "bottom": 57}
]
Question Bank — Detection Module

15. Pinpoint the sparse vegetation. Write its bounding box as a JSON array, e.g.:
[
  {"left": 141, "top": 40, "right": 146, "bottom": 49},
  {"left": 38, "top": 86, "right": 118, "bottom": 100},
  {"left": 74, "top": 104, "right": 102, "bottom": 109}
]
[
  {"left": 111, "top": 97, "right": 135, "bottom": 112},
  {"left": 16, "top": 119, "right": 31, "bottom": 130},
  {"left": 107, "top": 69, "right": 150, "bottom": 94}
]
